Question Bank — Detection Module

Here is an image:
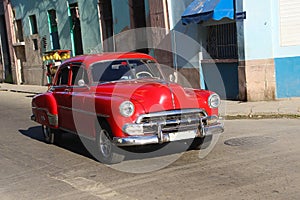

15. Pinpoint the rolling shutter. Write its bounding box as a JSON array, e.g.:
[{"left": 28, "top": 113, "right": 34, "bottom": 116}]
[{"left": 279, "top": 0, "right": 300, "bottom": 46}]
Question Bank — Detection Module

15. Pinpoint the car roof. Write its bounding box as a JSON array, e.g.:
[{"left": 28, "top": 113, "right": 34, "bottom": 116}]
[{"left": 61, "top": 52, "right": 156, "bottom": 68}]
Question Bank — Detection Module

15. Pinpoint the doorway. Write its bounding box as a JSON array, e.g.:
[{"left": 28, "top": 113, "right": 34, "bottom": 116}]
[
  {"left": 0, "top": 15, "right": 12, "bottom": 82},
  {"left": 69, "top": 3, "right": 83, "bottom": 55},
  {"left": 129, "top": 0, "right": 148, "bottom": 54},
  {"left": 98, "top": 0, "right": 114, "bottom": 52},
  {"left": 48, "top": 9, "right": 60, "bottom": 50}
]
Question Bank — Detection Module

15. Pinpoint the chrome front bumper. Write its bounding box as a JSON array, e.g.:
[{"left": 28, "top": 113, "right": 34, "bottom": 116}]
[{"left": 113, "top": 122, "right": 224, "bottom": 146}]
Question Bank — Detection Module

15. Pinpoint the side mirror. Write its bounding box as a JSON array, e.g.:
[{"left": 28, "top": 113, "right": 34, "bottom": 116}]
[
  {"left": 169, "top": 74, "right": 175, "bottom": 82},
  {"left": 169, "top": 72, "right": 178, "bottom": 82}
]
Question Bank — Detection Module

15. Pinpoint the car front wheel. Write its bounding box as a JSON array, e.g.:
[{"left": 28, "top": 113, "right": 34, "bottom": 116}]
[{"left": 96, "top": 122, "right": 125, "bottom": 164}]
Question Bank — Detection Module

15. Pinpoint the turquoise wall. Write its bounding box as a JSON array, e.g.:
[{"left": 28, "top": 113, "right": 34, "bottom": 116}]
[
  {"left": 11, "top": 0, "right": 101, "bottom": 54},
  {"left": 111, "top": 0, "right": 131, "bottom": 34}
]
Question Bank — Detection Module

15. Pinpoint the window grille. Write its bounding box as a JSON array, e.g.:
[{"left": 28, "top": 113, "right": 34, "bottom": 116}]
[{"left": 207, "top": 23, "right": 238, "bottom": 59}]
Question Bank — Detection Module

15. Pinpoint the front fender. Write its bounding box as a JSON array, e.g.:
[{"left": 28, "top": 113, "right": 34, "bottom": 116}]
[
  {"left": 93, "top": 95, "right": 146, "bottom": 138},
  {"left": 31, "top": 93, "right": 58, "bottom": 128}
]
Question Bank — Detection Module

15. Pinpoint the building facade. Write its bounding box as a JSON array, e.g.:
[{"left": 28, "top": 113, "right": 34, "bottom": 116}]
[
  {"left": 240, "top": 0, "right": 300, "bottom": 100},
  {"left": 1, "top": 0, "right": 300, "bottom": 101}
]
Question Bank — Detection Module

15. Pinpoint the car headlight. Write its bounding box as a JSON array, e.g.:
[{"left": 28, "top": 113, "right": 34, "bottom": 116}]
[
  {"left": 208, "top": 93, "right": 221, "bottom": 108},
  {"left": 119, "top": 101, "right": 135, "bottom": 117}
]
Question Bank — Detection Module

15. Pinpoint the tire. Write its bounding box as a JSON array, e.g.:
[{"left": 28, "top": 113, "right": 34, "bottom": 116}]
[
  {"left": 190, "top": 135, "right": 213, "bottom": 150},
  {"left": 96, "top": 121, "right": 125, "bottom": 164},
  {"left": 42, "top": 125, "right": 62, "bottom": 144},
  {"left": 42, "top": 125, "right": 55, "bottom": 144}
]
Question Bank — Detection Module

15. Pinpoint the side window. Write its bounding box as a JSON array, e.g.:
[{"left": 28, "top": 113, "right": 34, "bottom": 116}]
[
  {"left": 71, "top": 66, "right": 89, "bottom": 86},
  {"left": 56, "top": 67, "right": 70, "bottom": 86}
]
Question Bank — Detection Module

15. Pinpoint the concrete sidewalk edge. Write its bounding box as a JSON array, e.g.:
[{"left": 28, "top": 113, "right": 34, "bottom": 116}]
[{"left": 1, "top": 83, "right": 300, "bottom": 119}]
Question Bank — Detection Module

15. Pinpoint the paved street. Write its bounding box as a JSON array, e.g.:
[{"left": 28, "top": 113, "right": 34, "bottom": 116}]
[{"left": 0, "top": 91, "right": 300, "bottom": 200}]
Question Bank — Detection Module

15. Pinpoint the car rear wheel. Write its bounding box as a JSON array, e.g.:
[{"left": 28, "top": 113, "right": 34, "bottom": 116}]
[
  {"left": 42, "top": 125, "right": 55, "bottom": 144},
  {"left": 96, "top": 122, "right": 125, "bottom": 164},
  {"left": 42, "top": 125, "right": 61, "bottom": 144}
]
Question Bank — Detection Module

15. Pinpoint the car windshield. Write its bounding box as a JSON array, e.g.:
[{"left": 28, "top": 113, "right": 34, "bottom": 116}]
[{"left": 90, "top": 59, "right": 163, "bottom": 83}]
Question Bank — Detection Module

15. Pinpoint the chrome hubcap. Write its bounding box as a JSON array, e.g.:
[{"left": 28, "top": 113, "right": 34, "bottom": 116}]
[
  {"left": 42, "top": 125, "right": 50, "bottom": 139},
  {"left": 99, "top": 130, "right": 112, "bottom": 158}
]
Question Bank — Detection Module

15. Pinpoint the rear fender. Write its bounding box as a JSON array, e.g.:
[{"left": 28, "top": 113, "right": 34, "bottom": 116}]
[{"left": 32, "top": 93, "right": 58, "bottom": 128}]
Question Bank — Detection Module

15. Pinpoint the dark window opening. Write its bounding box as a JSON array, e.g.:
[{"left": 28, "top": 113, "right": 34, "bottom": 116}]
[
  {"left": 71, "top": 65, "right": 89, "bottom": 85},
  {"left": 13, "top": 10, "right": 24, "bottom": 42},
  {"left": 129, "top": 0, "right": 148, "bottom": 54},
  {"left": 69, "top": 3, "right": 83, "bottom": 55},
  {"left": 56, "top": 67, "right": 69, "bottom": 85},
  {"left": 99, "top": 0, "right": 114, "bottom": 52},
  {"left": 15, "top": 20, "right": 24, "bottom": 42},
  {"left": 29, "top": 15, "right": 38, "bottom": 34},
  {"left": 32, "top": 38, "right": 38, "bottom": 50},
  {"left": 0, "top": 14, "right": 12, "bottom": 82},
  {"left": 206, "top": 23, "right": 238, "bottom": 60},
  {"left": 130, "top": 0, "right": 147, "bottom": 29},
  {"left": 48, "top": 9, "right": 60, "bottom": 50}
]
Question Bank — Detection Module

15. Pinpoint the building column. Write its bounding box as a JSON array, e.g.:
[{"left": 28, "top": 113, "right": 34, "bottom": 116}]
[
  {"left": 3, "top": 0, "right": 20, "bottom": 84},
  {"left": 244, "top": 59, "right": 276, "bottom": 101}
]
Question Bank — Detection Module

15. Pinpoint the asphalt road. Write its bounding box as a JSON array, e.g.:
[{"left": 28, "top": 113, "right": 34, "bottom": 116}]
[{"left": 0, "top": 91, "right": 299, "bottom": 200}]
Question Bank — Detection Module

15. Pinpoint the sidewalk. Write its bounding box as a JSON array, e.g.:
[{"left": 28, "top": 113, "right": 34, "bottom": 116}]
[{"left": 1, "top": 83, "right": 300, "bottom": 119}]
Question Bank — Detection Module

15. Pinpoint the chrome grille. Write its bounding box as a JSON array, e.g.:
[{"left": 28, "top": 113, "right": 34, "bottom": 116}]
[{"left": 136, "top": 109, "right": 207, "bottom": 134}]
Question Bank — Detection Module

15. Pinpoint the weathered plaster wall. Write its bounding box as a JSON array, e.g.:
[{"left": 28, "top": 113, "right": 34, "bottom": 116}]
[
  {"left": 241, "top": 0, "right": 276, "bottom": 101},
  {"left": 242, "top": 0, "right": 300, "bottom": 99},
  {"left": 10, "top": 0, "right": 102, "bottom": 85}
]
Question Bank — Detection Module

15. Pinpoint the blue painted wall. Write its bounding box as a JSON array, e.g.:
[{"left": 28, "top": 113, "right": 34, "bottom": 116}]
[
  {"left": 243, "top": 0, "right": 273, "bottom": 60},
  {"left": 242, "top": 0, "right": 300, "bottom": 98},
  {"left": 275, "top": 57, "right": 300, "bottom": 98},
  {"left": 202, "top": 63, "right": 239, "bottom": 100},
  {"left": 272, "top": 1, "right": 300, "bottom": 98}
]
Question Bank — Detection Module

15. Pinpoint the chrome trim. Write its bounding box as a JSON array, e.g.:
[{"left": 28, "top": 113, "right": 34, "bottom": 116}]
[
  {"left": 208, "top": 93, "right": 221, "bottom": 108},
  {"left": 114, "top": 122, "right": 224, "bottom": 146},
  {"left": 48, "top": 113, "right": 58, "bottom": 127},
  {"left": 32, "top": 107, "right": 58, "bottom": 127},
  {"left": 203, "top": 123, "right": 224, "bottom": 136},
  {"left": 135, "top": 109, "right": 207, "bottom": 123}
]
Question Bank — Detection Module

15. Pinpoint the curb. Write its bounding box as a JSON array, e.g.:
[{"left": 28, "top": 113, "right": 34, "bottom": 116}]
[
  {"left": 1, "top": 86, "right": 300, "bottom": 120},
  {"left": 0, "top": 88, "right": 41, "bottom": 95},
  {"left": 9, "top": 89, "right": 41, "bottom": 95},
  {"left": 224, "top": 114, "right": 300, "bottom": 120}
]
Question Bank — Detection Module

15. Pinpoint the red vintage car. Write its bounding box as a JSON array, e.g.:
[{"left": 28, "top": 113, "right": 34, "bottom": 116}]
[{"left": 31, "top": 52, "right": 224, "bottom": 164}]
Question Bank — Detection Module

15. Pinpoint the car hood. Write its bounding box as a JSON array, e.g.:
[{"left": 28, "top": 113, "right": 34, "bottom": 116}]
[{"left": 95, "top": 79, "right": 208, "bottom": 113}]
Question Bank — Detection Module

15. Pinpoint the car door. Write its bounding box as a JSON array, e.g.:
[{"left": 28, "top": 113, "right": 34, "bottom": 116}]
[
  {"left": 69, "top": 64, "right": 95, "bottom": 138},
  {"left": 52, "top": 64, "right": 76, "bottom": 132}
]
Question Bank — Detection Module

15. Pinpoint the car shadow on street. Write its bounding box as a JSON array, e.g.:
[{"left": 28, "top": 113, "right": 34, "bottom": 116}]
[
  {"left": 19, "top": 126, "right": 196, "bottom": 164},
  {"left": 19, "top": 126, "right": 95, "bottom": 160}
]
